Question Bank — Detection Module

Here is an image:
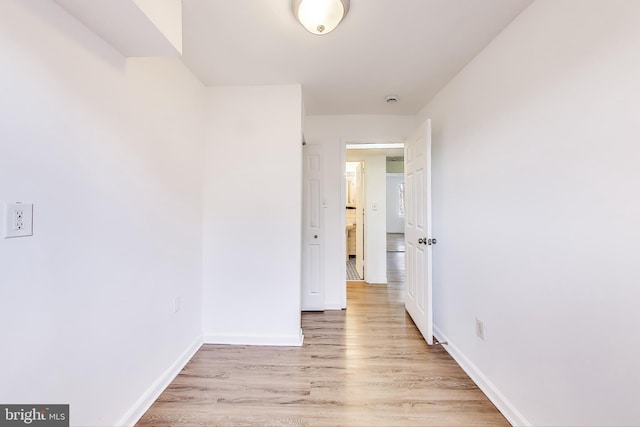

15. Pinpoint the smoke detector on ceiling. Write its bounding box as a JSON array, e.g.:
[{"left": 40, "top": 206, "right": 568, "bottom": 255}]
[{"left": 385, "top": 94, "right": 399, "bottom": 104}]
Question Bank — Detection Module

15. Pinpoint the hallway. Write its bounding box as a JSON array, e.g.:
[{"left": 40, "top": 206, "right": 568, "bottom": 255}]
[
  {"left": 386, "top": 232, "right": 406, "bottom": 288},
  {"left": 347, "top": 233, "right": 406, "bottom": 282}
]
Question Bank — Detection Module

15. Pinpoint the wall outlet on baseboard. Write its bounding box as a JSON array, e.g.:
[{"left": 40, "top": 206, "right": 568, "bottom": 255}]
[
  {"left": 173, "top": 296, "right": 181, "bottom": 313},
  {"left": 475, "top": 318, "right": 485, "bottom": 340}
]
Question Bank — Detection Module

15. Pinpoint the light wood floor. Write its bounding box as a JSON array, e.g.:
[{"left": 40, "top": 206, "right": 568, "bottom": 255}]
[{"left": 137, "top": 247, "right": 508, "bottom": 426}]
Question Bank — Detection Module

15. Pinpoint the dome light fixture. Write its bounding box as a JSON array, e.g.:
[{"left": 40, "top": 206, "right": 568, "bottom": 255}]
[{"left": 292, "top": 0, "right": 350, "bottom": 35}]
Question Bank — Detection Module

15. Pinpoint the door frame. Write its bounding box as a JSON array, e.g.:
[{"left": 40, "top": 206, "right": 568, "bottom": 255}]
[
  {"left": 345, "top": 160, "right": 366, "bottom": 282},
  {"left": 340, "top": 140, "right": 404, "bottom": 307},
  {"left": 339, "top": 140, "right": 348, "bottom": 308},
  {"left": 354, "top": 162, "right": 365, "bottom": 280}
]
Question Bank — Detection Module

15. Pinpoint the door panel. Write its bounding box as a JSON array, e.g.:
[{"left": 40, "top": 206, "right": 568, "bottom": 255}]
[
  {"left": 406, "top": 242, "right": 415, "bottom": 299},
  {"left": 404, "top": 120, "right": 433, "bottom": 345},
  {"left": 416, "top": 247, "right": 425, "bottom": 311},
  {"left": 308, "top": 180, "right": 320, "bottom": 228},
  {"left": 406, "top": 172, "right": 415, "bottom": 229},
  {"left": 416, "top": 169, "right": 425, "bottom": 231},
  {"left": 307, "top": 244, "right": 321, "bottom": 294},
  {"left": 302, "top": 144, "right": 324, "bottom": 310}
]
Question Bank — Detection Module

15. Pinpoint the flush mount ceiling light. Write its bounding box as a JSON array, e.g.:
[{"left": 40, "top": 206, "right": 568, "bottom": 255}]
[{"left": 292, "top": 0, "right": 350, "bottom": 35}]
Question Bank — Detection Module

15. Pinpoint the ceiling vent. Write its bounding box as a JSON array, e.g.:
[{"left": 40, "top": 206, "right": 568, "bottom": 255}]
[{"left": 385, "top": 94, "right": 399, "bottom": 104}]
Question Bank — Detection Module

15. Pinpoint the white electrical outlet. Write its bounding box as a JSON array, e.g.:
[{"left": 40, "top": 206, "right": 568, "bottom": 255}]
[
  {"left": 476, "top": 318, "right": 485, "bottom": 340},
  {"left": 173, "top": 297, "right": 181, "bottom": 313},
  {"left": 4, "top": 202, "right": 33, "bottom": 238}
]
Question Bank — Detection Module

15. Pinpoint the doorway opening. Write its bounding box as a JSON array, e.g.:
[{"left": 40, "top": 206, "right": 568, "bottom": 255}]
[
  {"left": 346, "top": 161, "right": 364, "bottom": 280},
  {"left": 344, "top": 144, "right": 405, "bottom": 291},
  {"left": 386, "top": 161, "right": 406, "bottom": 288}
]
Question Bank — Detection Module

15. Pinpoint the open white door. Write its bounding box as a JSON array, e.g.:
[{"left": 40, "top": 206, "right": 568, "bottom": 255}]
[
  {"left": 301, "top": 144, "right": 324, "bottom": 310},
  {"left": 355, "top": 162, "right": 365, "bottom": 279},
  {"left": 404, "top": 119, "right": 433, "bottom": 345}
]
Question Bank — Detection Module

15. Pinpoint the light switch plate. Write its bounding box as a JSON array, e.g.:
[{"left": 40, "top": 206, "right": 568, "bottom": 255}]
[{"left": 4, "top": 202, "right": 33, "bottom": 238}]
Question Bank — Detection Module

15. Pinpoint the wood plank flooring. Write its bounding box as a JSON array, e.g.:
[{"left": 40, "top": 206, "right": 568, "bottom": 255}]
[
  {"left": 386, "top": 232, "right": 406, "bottom": 253},
  {"left": 137, "top": 240, "right": 508, "bottom": 426}
]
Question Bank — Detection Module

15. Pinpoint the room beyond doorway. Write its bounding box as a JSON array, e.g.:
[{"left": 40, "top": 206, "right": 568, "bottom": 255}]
[
  {"left": 344, "top": 145, "right": 405, "bottom": 286},
  {"left": 345, "top": 161, "right": 364, "bottom": 280}
]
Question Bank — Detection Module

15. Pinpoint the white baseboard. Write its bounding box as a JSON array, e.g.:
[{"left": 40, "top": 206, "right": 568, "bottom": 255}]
[
  {"left": 433, "top": 325, "right": 531, "bottom": 427},
  {"left": 203, "top": 329, "right": 304, "bottom": 347},
  {"left": 117, "top": 337, "right": 202, "bottom": 427},
  {"left": 116, "top": 329, "right": 304, "bottom": 426},
  {"left": 365, "top": 277, "right": 388, "bottom": 285},
  {"left": 324, "top": 303, "right": 346, "bottom": 310}
]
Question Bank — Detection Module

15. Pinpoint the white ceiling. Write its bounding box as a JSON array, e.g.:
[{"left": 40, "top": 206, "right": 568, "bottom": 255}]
[
  {"left": 54, "top": 0, "right": 534, "bottom": 115},
  {"left": 181, "top": 0, "right": 534, "bottom": 115}
]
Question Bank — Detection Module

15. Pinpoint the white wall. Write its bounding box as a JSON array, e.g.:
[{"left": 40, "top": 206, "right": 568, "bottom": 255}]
[
  {"left": 0, "top": 1, "right": 205, "bottom": 426},
  {"left": 304, "top": 115, "right": 415, "bottom": 307},
  {"left": 418, "top": 1, "right": 640, "bottom": 425},
  {"left": 386, "top": 174, "right": 405, "bottom": 233},
  {"left": 202, "top": 85, "right": 303, "bottom": 345}
]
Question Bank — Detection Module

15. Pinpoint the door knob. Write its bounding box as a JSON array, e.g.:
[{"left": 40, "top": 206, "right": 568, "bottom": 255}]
[
  {"left": 314, "top": 235, "right": 318, "bottom": 239},
  {"left": 418, "top": 238, "right": 437, "bottom": 246}
]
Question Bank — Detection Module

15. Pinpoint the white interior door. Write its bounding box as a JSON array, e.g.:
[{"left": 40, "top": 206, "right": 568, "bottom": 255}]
[
  {"left": 404, "top": 119, "right": 433, "bottom": 345},
  {"left": 302, "top": 144, "right": 324, "bottom": 310},
  {"left": 355, "top": 162, "right": 365, "bottom": 279}
]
